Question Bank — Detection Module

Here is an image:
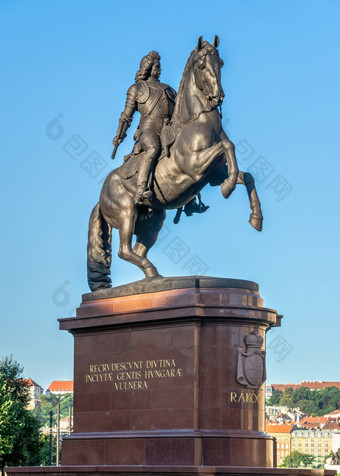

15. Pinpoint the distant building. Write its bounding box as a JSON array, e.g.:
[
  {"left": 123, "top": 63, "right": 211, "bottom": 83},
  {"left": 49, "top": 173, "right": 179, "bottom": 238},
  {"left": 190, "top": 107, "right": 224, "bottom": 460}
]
[
  {"left": 47, "top": 380, "right": 74, "bottom": 395},
  {"left": 24, "top": 378, "right": 44, "bottom": 409},
  {"left": 266, "top": 422, "right": 295, "bottom": 465},
  {"left": 322, "top": 419, "right": 340, "bottom": 431},
  {"left": 324, "top": 410, "right": 340, "bottom": 419},
  {"left": 291, "top": 428, "right": 333, "bottom": 467},
  {"left": 266, "top": 385, "right": 274, "bottom": 400},
  {"left": 266, "top": 381, "right": 340, "bottom": 399},
  {"left": 266, "top": 406, "right": 305, "bottom": 424},
  {"left": 300, "top": 417, "right": 328, "bottom": 429}
]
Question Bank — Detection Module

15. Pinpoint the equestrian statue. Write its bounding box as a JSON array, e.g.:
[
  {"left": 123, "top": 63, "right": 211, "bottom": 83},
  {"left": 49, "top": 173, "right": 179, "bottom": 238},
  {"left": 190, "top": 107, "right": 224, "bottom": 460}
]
[{"left": 87, "top": 36, "right": 263, "bottom": 291}]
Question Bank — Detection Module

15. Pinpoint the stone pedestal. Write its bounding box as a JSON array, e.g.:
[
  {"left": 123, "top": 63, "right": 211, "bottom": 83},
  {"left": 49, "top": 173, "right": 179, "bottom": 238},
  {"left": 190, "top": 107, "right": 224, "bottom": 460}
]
[
  {"left": 60, "top": 276, "right": 277, "bottom": 467},
  {"left": 6, "top": 276, "right": 335, "bottom": 476}
]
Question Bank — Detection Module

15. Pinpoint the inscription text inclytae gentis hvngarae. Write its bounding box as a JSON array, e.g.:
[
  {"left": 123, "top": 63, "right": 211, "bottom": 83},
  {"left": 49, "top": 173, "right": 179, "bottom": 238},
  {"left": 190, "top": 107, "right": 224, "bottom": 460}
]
[{"left": 85, "top": 358, "right": 184, "bottom": 391}]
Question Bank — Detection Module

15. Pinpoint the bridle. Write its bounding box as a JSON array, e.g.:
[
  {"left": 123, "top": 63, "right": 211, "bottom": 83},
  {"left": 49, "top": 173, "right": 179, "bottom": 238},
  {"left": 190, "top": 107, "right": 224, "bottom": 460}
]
[{"left": 180, "top": 46, "right": 223, "bottom": 126}]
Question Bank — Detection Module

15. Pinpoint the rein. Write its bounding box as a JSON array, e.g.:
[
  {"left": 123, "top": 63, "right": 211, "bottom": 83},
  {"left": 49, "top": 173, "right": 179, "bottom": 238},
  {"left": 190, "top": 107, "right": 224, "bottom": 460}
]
[{"left": 177, "top": 48, "right": 221, "bottom": 126}]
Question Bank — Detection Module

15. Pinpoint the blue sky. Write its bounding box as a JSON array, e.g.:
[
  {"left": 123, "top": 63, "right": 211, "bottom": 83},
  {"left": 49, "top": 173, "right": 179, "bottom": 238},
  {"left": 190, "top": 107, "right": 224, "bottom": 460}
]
[{"left": 1, "top": 0, "right": 339, "bottom": 391}]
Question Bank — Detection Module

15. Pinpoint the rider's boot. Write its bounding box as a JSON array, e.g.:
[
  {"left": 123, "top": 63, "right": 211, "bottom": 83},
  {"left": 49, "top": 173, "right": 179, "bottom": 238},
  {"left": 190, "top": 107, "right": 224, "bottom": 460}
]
[
  {"left": 184, "top": 195, "right": 209, "bottom": 217},
  {"left": 198, "top": 193, "right": 209, "bottom": 213},
  {"left": 135, "top": 181, "right": 152, "bottom": 206}
]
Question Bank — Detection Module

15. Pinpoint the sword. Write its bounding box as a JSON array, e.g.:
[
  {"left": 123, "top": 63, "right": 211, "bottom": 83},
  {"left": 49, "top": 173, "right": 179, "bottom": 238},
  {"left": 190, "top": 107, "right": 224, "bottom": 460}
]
[{"left": 111, "top": 145, "right": 118, "bottom": 160}]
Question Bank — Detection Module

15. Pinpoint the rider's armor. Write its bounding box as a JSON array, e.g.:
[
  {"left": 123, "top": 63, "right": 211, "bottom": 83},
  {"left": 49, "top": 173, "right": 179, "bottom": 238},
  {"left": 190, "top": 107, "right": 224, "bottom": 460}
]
[{"left": 116, "top": 78, "right": 176, "bottom": 205}]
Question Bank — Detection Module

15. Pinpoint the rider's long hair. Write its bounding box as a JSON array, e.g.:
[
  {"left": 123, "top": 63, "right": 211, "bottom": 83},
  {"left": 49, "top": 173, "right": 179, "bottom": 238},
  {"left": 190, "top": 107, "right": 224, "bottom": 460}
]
[{"left": 135, "top": 51, "right": 160, "bottom": 81}]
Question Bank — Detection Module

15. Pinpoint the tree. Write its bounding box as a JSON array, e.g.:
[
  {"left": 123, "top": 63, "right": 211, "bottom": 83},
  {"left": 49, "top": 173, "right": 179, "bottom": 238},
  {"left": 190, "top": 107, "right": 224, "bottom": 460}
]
[
  {"left": 268, "top": 389, "right": 283, "bottom": 406},
  {"left": 0, "top": 356, "right": 42, "bottom": 475},
  {"left": 274, "top": 385, "right": 340, "bottom": 416},
  {"left": 297, "top": 398, "right": 319, "bottom": 415},
  {"left": 38, "top": 434, "right": 56, "bottom": 466},
  {"left": 33, "top": 392, "right": 73, "bottom": 428},
  {"left": 281, "top": 451, "right": 315, "bottom": 468},
  {"left": 0, "top": 375, "right": 18, "bottom": 462},
  {"left": 292, "top": 386, "right": 312, "bottom": 404},
  {"left": 279, "top": 386, "right": 295, "bottom": 408}
]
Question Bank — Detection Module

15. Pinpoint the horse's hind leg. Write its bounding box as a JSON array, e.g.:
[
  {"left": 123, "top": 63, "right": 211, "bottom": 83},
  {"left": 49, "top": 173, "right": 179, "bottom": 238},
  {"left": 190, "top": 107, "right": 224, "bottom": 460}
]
[
  {"left": 133, "top": 210, "right": 166, "bottom": 259},
  {"left": 118, "top": 204, "right": 160, "bottom": 277},
  {"left": 237, "top": 171, "right": 263, "bottom": 231}
]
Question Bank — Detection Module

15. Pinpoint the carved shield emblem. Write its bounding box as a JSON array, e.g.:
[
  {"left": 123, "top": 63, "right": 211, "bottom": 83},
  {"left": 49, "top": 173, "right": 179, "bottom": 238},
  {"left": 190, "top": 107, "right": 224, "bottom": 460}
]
[
  {"left": 244, "top": 352, "right": 264, "bottom": 388},
  {"left": 236, "top": 331, "right": 266, "bottom": 389}
]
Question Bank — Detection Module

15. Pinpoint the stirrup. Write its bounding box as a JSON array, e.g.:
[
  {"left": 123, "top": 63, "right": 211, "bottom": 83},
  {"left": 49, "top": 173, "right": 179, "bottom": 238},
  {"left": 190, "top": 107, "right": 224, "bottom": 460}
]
[{"left": 135, "top": 187, "right": 152, "bottom": 206}]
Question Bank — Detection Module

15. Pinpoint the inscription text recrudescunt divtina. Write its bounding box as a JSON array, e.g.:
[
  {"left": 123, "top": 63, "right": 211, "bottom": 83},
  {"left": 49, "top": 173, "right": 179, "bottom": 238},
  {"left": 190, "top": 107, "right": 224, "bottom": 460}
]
[{"left": 85, "top": 358, "right": 183, "bottom": 390}]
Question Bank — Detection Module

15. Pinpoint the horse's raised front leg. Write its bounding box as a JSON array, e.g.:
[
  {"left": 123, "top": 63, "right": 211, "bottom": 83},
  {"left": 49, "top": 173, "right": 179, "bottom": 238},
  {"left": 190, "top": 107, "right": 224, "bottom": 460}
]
[
  {"left": 183, "top": 139, "right": 238, "bottom": 188},
  {"left": 220, "top": 139, "right": 239, "bottom": 199},
  {"left": 237, "top": 171, "right": 263, "bottom": 231},
  {"left": 133, "top": 210, "right": 166, "bottom": 260},
  {"left": 118, "top": 201, "right": 160, "bottom": 278}
]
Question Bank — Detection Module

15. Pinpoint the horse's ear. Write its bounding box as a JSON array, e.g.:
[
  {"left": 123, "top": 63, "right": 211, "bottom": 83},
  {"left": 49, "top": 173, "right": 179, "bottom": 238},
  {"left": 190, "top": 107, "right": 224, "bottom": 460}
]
[
  {"left": 197, "top": 36, "right": 204, "bottom": 50},
  {"left": 213, "top": 35, "right": 220, "bottom": 48}
]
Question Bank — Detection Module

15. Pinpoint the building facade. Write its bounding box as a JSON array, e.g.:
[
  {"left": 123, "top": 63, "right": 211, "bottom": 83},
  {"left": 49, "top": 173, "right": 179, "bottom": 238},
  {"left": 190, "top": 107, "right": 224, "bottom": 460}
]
[
  {"left": 291, "top": 428, "right": 333, "bottom": 467},
  {"left": 265, "top": 423, "right": 294, "bottom": 465},
  {"left": 24, "top": 378, "right": 44, "bottom": 409}
]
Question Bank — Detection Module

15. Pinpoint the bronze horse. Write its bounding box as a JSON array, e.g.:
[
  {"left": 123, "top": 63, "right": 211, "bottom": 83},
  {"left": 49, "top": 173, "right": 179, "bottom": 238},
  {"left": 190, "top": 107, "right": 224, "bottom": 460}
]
[{"left": 87, "top": 36, "right": 263, "bottom": 291}]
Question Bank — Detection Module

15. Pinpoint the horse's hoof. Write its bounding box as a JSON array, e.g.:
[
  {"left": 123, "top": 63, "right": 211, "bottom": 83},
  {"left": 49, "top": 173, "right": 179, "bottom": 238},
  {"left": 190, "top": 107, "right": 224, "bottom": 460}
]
[
  {"left": 144, "top": 266, "right": 160, "bottom": 278},
  {"left": 249, "top": 214, "right": 263, "bottom": 232},
  {"left": 221, "top": 183, "right": 236, "bottom": 199},
  {"left": 90, "top": 282, "right": 112, "bottom": 292}
]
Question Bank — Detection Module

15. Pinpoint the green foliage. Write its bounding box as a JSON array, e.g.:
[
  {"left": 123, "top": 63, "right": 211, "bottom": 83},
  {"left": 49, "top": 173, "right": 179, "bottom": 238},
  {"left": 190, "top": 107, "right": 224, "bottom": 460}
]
[
  {"left": 279, "top": 386, "right": 295, "bottom": 408},
  {"left": 273, "top": 385, "right": 340, "bottom": 415},
  {"left": 268, "top": 389, "right": 283, "bottom": 405},
  {"left": 297, "top": 399, "right": 319, "bottom": 415},
  {"left": 0, "top": 375, "right": 18, "bottom": 459},
  {"left": 38, "top": 434, "right": 56, "bottom": 466},
  {"left": 33, "top": 393, "right": 73, "bottom": 428},
  {"left": 281, "top": 451, "right": 315, "bottom": 468},
  {"left": 0, "top": 356, "right": 42, "bottom": 474}
]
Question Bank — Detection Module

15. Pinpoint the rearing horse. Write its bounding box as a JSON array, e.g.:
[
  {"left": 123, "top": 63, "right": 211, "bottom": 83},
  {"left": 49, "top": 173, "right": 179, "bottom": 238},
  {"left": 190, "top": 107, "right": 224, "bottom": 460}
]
[{"left": 87, "top": 36, "right": 263, "bottom": 291}]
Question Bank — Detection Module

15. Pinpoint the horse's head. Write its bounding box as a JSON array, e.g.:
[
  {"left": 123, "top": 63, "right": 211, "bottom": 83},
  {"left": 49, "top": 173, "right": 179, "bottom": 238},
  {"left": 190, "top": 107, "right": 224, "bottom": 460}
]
[{"left": 193, "top": 35, "right": 225, "bottom": 109}]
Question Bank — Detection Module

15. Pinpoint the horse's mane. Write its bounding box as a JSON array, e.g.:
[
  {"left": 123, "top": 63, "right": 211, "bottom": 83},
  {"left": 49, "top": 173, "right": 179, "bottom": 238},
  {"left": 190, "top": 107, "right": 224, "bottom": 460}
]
[
  {"left": 171, "top": 42, "right": 215, "bottom": 126},
  {"left": 171, "top": 48, "right": 197, "bottom": 125}
]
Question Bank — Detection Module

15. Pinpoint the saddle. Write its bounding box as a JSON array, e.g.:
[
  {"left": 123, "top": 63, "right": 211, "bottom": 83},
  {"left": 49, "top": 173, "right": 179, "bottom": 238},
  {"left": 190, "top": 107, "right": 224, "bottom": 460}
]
[{"left": 116, "top": 123, "right": 177, "bottom": 180}]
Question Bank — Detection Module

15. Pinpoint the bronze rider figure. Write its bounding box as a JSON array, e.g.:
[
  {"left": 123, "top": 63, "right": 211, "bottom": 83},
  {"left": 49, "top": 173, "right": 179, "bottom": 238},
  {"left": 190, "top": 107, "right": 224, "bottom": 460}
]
[{"left": 112, "top": 51, "right": 176, "bottom": 205}]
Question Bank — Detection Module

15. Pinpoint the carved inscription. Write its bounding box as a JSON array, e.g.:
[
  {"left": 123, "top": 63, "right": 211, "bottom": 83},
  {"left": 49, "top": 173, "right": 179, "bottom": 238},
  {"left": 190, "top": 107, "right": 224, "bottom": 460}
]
[
  {"left": 229, "top": 390, "right": 260, "bottom": 406},
  {"left": 85, "top": 358, "right": 184, "bottom": 390}
]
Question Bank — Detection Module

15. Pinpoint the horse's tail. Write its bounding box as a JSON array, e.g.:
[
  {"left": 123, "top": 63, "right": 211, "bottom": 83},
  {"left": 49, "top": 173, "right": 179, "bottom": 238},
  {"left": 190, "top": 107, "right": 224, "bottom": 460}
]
[{"left": 87, "top": 202, "right": 112, "bottom": 292}]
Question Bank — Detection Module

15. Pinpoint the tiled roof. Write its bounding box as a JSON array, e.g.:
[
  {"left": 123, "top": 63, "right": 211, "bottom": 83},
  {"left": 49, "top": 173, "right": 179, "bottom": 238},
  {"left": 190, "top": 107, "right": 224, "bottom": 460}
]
[
  {"left": 266, "top": 423, "right": 294, "bottom": 433},
  {"left": 23, "top": 378, "right": 43, "bottom": 389},
  {"left": 302, "top": 417, "right": 328, "bottom": 423},
  {"left": 323, "top": 420, "right": 340, "bottom": 430},
  {"left": 270, "top": 382, "right": 340, "bottom": 391},
  {"left": 324, "top": 410, "right": 340, "bottom": 417},
  {"left": 47, "top": 380, "right": 74, "bottom": 392},
  {"left": 300, "top": 417, "right": 328, "bottom": 429}
]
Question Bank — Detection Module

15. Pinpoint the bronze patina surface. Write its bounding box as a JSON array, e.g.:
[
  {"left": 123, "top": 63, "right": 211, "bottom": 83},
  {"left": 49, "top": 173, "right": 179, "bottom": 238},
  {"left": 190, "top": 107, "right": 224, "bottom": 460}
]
[
  {"left": 82, "top": 275, "right": 259, "bottom": 301},
  {"left": 87, "top": 37, "right": 263, "bottom": 292}
]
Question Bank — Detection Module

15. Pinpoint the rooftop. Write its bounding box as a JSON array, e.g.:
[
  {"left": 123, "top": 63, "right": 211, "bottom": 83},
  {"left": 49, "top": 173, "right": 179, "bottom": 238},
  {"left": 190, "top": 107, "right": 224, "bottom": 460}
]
[
  {"left": 22, "top": 378, "right": 43, "bottom": 389},
  {"left": 266, "top": 422, "right": 295, "bottom": 433},
  {"left": 47, "top": 380, "right": 74, "bottom": 392},
  {"left": 269, "top": 381, "right": 340, "bottom": 391}
]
